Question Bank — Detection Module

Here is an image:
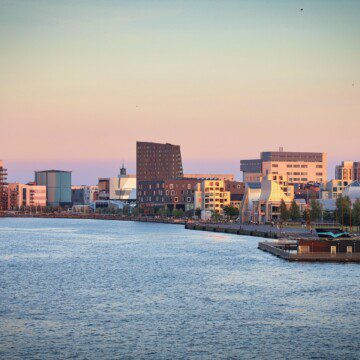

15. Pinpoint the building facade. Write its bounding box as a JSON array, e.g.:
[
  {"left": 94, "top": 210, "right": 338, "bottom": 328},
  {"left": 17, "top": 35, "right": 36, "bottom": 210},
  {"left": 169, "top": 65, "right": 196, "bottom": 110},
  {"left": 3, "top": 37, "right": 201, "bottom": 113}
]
[
  {"left": 253, "top": 174, "right": 298, "bottom": 224},
  {"left": 137, "top": 178, "right": 200, "bottom": 213},
  {"left": 194, "top": 179, "right": 230, "bottom": 219},
  {"left": 35, "top": 170, "right": 72, "bottom": 207},
  {"left": 240, "top": 183, "right": 262, "bottom": 223},
  {"left": 7, "top": 183, "right": 46, "bottom": 208},
  {"left": 163, "top": 178, "right": 200, "bottom": 212},
  {"left": 320, "top": 180, "right": 350, "bottom": 200},
  {"left": 241, "top": 149, "right": 327, "bottom": 184},
  {"left": 98, "top": 165, "right": 136, "bottom": 201},
  {"left": 241, "top": 174, "right": 306, "bottom": 224},
  {"left": 335, "top": 161, "right": 360, "bottom": 181},
  {"left": 224, "top": 180, "right": 245, "bottom": 208},
  {"left": 0, "top": 160, "right": 7, "bottom": 211},
  {"left": 183, "top": 174, "right": 235, "bottom": 182},
  {"left": 239, "top": 159, "right": 263, "bottom": 183},
  {"left": 136, "top": 141, "right": 183, "bottom": 181},
  {"left": 72, "top": 185, "right": 98, "bottom": 205},
  {"left": 84, "top": 185, "right": 98, "bottom": 204},
  {"left": 137, "top": 180, "right": 165, "bottom": 212}
]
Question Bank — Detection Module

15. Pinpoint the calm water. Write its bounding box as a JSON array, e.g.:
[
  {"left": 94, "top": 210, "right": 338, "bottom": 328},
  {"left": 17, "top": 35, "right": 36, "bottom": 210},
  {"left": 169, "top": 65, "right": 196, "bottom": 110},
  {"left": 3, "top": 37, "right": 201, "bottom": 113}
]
[{"left": 0, "top": 218, "right": 359, "bottom": 359}]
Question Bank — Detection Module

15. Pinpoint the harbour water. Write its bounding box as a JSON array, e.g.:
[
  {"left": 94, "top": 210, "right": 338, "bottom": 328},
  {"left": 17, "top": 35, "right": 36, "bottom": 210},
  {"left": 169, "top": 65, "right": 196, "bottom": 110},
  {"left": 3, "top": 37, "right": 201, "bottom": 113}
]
[{"left": 0, "top": 218, "right": 359, "bottom": 359}]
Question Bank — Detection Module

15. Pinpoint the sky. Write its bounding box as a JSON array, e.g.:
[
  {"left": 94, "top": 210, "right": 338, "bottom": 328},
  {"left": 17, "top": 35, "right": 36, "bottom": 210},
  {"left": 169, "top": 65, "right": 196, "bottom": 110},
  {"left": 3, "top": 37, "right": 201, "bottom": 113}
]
[{"left": 0, "top": 0, "right": 359, "bottom": 184}]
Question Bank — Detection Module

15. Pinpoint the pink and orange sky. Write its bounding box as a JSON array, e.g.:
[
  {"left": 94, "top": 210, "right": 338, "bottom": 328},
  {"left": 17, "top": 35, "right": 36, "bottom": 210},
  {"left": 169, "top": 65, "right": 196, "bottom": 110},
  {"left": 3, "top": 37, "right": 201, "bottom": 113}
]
[{"left": 1, "top": 1, "right": 359, "bottom": 184}]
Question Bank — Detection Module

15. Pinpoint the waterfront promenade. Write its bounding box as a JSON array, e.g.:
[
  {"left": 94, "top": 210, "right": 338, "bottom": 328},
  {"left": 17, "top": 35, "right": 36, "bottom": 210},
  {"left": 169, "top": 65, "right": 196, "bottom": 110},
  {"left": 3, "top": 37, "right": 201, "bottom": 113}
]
[{"left": 1, "top": 212, "right": 314, "bottom": 240}]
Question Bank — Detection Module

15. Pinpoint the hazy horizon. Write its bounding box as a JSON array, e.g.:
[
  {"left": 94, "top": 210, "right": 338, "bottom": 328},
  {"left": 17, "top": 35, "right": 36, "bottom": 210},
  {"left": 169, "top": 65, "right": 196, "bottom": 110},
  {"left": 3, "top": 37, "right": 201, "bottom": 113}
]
[{"left": 1, "top": 0, "right": 359, "bottom": 183}]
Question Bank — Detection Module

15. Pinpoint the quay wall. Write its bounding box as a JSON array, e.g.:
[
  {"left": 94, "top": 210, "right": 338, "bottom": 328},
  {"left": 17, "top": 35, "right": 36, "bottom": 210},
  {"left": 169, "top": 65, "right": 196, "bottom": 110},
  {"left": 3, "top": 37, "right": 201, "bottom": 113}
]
[{"left": 185, "top": 223, "right": 279, "bottom": 239}]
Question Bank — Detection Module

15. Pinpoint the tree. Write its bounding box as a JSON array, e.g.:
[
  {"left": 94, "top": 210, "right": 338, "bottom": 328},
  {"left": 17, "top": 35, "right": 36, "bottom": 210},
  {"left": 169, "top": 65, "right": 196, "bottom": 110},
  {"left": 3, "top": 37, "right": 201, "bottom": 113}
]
[
  {"left": 279, "top": 199, "right": 289, "bottom": 222},
  {"left": 223, "top": 205, "right": 239, "bottom": 219},
  {"left": 352, "top": 199, "right": 360, "bottom": 230},
  {"left": 336, "top": 196, "right": 352, "bottom": 226},
  {"left": 323, "top": 210, "right": 335, "bottom": 222},
  {"left": 309, "top": 199, "right": 322, "bottom": 222},
  {"left": 195, "top": 208, "right": 201, "bottom": 218},
  {"left": 289, "top": 200, "right": 301, "bottom": 221},
  {"left": 211, "top": 210, "right": 221, "bottom": 222},
  {"left": 172, "top": 208, "right": 184, "bottom": 218}
]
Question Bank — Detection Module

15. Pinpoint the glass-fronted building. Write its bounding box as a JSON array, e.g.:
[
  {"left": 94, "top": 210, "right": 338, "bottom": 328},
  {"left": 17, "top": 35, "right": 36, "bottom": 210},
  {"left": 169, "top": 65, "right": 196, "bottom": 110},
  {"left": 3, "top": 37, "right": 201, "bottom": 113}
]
[{"left": 35, "top": 170, "right": 72, "bottom": 207}]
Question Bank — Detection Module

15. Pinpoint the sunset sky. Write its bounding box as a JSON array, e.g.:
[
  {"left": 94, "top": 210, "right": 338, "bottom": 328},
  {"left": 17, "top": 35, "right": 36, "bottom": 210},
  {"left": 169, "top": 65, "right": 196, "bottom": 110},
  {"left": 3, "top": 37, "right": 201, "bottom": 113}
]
[{"left": 1, "top": 0, "right": 359, "bottom": 184}]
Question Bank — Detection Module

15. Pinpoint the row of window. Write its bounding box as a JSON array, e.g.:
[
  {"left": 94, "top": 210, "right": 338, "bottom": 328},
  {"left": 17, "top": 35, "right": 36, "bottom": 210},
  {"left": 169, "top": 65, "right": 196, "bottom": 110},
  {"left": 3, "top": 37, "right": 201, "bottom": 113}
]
[
  {"left": 138, "top": 189, "right": 194, "bottom": 196},
  {"left": 139, "top": 196, "right": 192, "bottom": 203}
]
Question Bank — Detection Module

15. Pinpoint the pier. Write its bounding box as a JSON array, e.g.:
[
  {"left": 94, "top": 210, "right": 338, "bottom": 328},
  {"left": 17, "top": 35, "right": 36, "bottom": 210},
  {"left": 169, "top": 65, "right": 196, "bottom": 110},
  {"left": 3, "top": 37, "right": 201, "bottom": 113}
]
[{"left": 258, "top": 241, "right": 360, "bottom": 262}]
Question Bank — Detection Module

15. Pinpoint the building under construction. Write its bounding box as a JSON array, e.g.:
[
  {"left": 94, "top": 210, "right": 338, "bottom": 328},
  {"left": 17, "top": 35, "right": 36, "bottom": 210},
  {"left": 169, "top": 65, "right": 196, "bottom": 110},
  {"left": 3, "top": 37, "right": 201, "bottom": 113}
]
[{"left": 0, "top": 160, "right": 8, "bottom": 211}]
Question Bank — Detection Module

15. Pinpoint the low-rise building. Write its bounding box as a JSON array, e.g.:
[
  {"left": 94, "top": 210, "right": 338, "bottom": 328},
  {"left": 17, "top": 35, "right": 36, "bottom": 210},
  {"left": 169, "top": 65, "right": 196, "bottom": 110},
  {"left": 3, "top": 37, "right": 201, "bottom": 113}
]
[
  {"left": 335, "top": 161, "right": 360, "bottom": 181},
  {"left": 320, "top": 180, "right": 350, "bottom": 200},
  {"left": 225, "top": 180, "right": 245, "bottom": 209},
  {"left": 164, "top": 178, "right": 200, "bottom": 212},
  {"left": 137, "top": 180, "right": 165, "bottom": 213},
  {"left": 194, "top": 179, "right": 230, "bottom": 220},
  {"left": 7, "top": 183, "right": 46, "bottom": 208},
  {"left": 84, "top": 185, "right": 98, "bottom": 204},
  {"left": 72, "top": 185, "right": 99, "bottom": 205},
  {"left": 342, "top": 180, "right": 360, "bottom": 203},
  {"left": 294, "top": 183, "right": 321, "bottom": 201}
]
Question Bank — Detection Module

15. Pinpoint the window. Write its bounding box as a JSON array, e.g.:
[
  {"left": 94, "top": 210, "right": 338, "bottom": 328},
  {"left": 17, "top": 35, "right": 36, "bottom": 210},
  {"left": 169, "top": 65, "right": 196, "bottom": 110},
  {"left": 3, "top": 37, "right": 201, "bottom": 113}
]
[
  {"left": 272, "top": 164, "right": 278, "bottom": 167},
  {"left": 174, "top": 197, "right": 178, "bottom": 202},
  {"left": 316, "top": 172, "right": 323, "bottom": 176},
  {"left": 170, "top": 184, "right": 174, "bottom": 189},
  {"left": 316, "top": 165, "right": 323, "bottom": 168},
  {"left": 187, "top": 197, "right": 191, "bottom": 202}
]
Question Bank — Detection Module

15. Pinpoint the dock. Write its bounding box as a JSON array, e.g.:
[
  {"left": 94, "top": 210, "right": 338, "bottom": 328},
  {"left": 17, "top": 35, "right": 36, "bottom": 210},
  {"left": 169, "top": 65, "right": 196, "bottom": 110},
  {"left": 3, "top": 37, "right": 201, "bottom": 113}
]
[
  {"left": 185, "top": 223, "right": 280, "bottom": 239},
  {"left": 258, "top": 241, "right": 360, "bottom": 262}
]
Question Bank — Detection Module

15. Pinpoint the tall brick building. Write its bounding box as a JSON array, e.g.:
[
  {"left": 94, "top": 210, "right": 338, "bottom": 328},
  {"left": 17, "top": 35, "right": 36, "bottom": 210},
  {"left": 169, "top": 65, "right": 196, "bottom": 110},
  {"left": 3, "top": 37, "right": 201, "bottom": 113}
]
[{"left": 136, "top": 142, "right": 183, "bottom": 181}]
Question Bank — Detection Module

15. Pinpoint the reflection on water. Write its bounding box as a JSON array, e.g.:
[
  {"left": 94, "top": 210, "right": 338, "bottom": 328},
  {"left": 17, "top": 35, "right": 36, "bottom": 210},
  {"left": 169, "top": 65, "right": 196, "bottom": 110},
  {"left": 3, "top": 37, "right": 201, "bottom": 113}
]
[{"left": 0, "top": 218, "right": 359, "bottom": 359}]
